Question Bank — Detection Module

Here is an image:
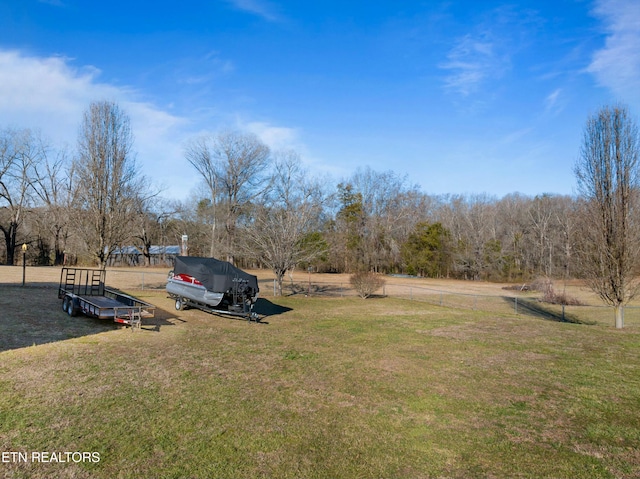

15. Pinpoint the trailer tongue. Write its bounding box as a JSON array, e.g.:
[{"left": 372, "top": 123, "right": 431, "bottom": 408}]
[{"left": 166, "top": 256, "right": 260, "bottom": 322}]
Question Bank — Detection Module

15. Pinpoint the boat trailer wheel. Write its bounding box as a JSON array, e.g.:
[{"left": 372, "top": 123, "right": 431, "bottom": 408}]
[{"left": 175, "top": 298, "right": 185, "bottom": 311}]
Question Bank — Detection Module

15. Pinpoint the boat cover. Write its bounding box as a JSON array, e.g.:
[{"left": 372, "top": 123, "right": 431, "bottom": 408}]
[{"left": 173, "top": 256, "right": 259, "bottom": 294}]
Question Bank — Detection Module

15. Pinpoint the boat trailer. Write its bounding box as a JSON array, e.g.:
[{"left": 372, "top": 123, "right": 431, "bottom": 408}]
[{"left": 166, "top": 256, "right": 260, "bottom": 322}]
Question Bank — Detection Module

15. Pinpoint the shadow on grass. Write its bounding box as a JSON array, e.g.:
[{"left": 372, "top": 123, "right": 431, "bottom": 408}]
[
  {"left": 0, "top": 283, "right": 180, "bottom": 353},
  {"left": 253, "top": 298, "right": 293, "bottom": 318},
  {"left": 504, "top": 297, "right": 595, "bottom": 325}
]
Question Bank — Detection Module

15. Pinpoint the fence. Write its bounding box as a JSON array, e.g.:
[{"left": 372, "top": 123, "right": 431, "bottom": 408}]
[
  {"left": 273, "top": 278, "right": 640, "bottom": 328},
  {"left": 97, "top": 270, "right": 640, "bottom": 328},
  {"left": 106, "top": 270, "right": 169, "bottom": 291}
]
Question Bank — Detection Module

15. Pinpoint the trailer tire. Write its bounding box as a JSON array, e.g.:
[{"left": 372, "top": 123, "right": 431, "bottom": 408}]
[
  {"left": 62, "top": 296, "right": 70, "bottom": 312},
  {"left": 175, "top": 298, "right": 185, "bottom": 311},
  {"left": 66, "top": 297, "right": 78, "bottom": 317}
]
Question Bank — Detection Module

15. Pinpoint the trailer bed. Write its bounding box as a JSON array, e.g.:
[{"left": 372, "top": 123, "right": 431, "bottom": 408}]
[{"left": 83, "top": 295, "right": 125, "bottom": 309}]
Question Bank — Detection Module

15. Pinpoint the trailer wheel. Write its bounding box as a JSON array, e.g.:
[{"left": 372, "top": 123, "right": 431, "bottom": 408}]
[
  {"left": 66, "top": 297, "right": 78, "bottom": 317},
  {"left": 62, "top": 296, "right": 69, "bottom": 312},
  {"left": 175, "top": 298, "right": 184, "bottom": 311}
]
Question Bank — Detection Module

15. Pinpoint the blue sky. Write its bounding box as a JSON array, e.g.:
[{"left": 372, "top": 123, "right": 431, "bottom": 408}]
[{"left": 0, "top": 0, "right": 639, "bottom": 198}]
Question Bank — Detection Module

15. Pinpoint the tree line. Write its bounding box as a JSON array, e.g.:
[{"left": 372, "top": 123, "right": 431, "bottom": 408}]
[{"left": 1, "top": 102, "right": 639, "bottom": 300}]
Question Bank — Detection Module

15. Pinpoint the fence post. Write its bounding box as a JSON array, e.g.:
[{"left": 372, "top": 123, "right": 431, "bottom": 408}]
[
  {"left": 440, "top": 292, "right": 443, "bottom": 306},
  {"left": 515, "top": 297, "right": 518, "bottom": 315},
  {"left": 141, "top": 272, "right": 144, "bottom": 290}
]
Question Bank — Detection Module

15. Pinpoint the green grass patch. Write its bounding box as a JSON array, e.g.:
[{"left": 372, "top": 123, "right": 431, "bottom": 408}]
[{"left": 1, "top": 293, "right": 639, "bottom": 478}]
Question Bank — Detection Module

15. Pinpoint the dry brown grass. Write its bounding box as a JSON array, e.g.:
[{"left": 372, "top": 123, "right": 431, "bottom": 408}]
[
  {"left": 4, "top": 264, "right": 639, "bottom": 319},
  {"left": 0, "top": 264, "right": 612, "bottom": 303},
  {"left": 3, "top": 264, "right": 639, "bottom": 336}
]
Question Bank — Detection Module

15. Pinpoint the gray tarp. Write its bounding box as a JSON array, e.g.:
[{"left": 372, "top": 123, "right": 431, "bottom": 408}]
[{"left": 173, "top": 256, "right": 259, "bottom": 295}]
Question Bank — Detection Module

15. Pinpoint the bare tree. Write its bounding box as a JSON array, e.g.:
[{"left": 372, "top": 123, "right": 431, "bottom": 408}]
[
  {"left": 350, "top": 167, "right": 427, "bottom": 273},
  {"left": 438, "top": 194, "right": 497, "bottom": 280},
  {"left": 164, "top": 196, "right": 211, "bottom": 257},
  {"left": 74, "top": 101, "right": 143, "bottom": 268},
  {"left": 553, "top": 195, "right": 579, "bottom": 281},
  {"left": 243, "top": 151, "right": 326, "bottom": 295},
  {"left": 528, "top": 194, "right": 555, "bottom": 277},
  {"left": 185, "top": 130, "right": 271, "bottom": 263},
  {"left": 0, "top": 128, "right": 44, "bottom": 264},
  {"left": 132, "top": 197, "right": 159, "bottom": 266},
  {"left": 495, "top": 193, "right": 530, "bottom": 281},
  {"left": 575, "top": 104, "right": 640, "bottom": 328},
  {"left": 132, "top": 196, "right": 175, "bottom": 266},
  {"left": 184, "top": 137, "right": 219, "bottom": 257},
  {"left": 31, "top": 146, "right": 78, "bottom": 264}
]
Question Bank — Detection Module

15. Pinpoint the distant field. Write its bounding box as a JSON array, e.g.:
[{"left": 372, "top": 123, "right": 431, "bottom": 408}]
[
  {"left": 1, "top": 268, "right": 639, "bottom": 478},
  {"left": 0, "top": 264, "right": 598, "bottom": 298},
  {"left": 2, "top": 265, "right": 638, "bottom": 328}
]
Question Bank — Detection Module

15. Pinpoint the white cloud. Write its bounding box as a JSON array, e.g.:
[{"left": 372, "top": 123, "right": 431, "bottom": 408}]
[
  {"left": 226, "top": 0, "right": 283, "bottom": 22},
  {"left": 439, "top": 6, "right": 541, "bottom": 101},
  {"left": 0, "top": 49, "right": 192, "bottom": 197},
  {"left": 0, "top": 50, "right": 121, "bottom": 142},
  {"left": 588, "top": 0, "right": 640, "bottom": 108},
  {"left": 544, "top": 88, "right": 564, "bottom": 115},
  {"left": 439, "top": 8, "right": 528, "bottom": 98},
  {"left": 178, "top": 51, "right": 235, "bottom": 85},
  {"left": 499, "top": 127, "right": 533, "bottom": 145},
  {"left": 237, "top": 119, "right": 342, "bottom": 179},
  {"left": 440, "top": 34, "right": 499, "bottom": 96},
  {"left": 243, "top": 121, "right": 300, "bottom": 151}
]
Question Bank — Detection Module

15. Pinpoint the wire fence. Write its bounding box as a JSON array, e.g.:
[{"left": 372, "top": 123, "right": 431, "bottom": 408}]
[
  {"left": 107, "top": 269, "right": 169, "bottom": 291},
  {"left": 102, "top": 270, "right": 640, "bottom": 328},
  {"left": 274, "top": 278, "right": 640, "bottom": 328}
]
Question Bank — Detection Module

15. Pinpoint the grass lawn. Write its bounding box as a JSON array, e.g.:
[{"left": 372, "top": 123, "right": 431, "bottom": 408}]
[{"left": 0, "top": 287, "right": 639, "bottom": 478}]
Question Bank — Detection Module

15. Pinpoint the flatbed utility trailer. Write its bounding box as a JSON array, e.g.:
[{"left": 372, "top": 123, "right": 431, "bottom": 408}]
[{"left": 58, "top": 268, "right": 156, "bottom": 329}]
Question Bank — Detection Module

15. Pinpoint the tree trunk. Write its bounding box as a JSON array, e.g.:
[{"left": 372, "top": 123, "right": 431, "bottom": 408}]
[
  {"left": 53, "top": 227, "right": 64, "bottom": 265},
  {"left": 275, "top": 270, "right": 284, "bottom": 296},
  {"left": 615, "top": 305, "right": 624, "bottom": 329},
  {"left": 1, "top": 222, "right": 17, "bottom": 265},
  {"left": 210, "top": 221, "right": 216, "bottom": 258},
  {"left": 142, "top": 241, "right": 151, "bottom": 266}
]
